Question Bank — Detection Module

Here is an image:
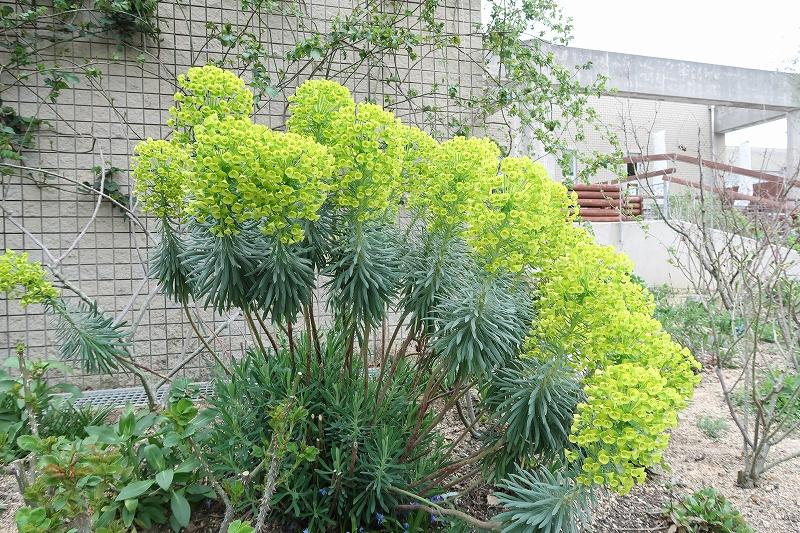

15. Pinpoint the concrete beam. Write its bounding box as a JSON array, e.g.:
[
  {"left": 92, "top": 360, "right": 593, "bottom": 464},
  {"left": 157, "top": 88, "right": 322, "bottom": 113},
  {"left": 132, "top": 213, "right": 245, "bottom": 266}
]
[
  {"left": 714, "top": 108, "right": 786, "bottom": 134},
  {"left": 541, "top": 44, "right": 800, "bottom": 112}
]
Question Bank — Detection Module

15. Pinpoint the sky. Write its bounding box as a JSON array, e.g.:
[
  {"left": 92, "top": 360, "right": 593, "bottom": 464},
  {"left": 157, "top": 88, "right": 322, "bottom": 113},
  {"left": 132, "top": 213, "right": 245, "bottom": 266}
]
[{"left": 556, "top": 0, "right": 800, "bottom": 148}]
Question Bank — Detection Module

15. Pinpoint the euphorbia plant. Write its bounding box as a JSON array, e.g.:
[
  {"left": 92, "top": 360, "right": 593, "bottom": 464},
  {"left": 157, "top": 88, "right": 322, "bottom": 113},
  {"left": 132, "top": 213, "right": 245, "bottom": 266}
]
[{"left": 127, "top": 66, "right": 700, "bottom": 531}]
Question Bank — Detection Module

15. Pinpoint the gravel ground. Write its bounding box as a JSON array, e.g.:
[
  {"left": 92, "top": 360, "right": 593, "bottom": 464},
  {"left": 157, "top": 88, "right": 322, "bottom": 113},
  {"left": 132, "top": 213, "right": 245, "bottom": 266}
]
[{"left": 0, "top": 472, "right": 21, "bottom": 532}]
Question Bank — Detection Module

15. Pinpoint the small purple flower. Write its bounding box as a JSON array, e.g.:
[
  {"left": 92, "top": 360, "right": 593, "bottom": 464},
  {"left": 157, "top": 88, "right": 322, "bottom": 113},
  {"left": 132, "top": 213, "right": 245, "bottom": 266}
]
[
  {"left": 319, "top": 488, "right": 329, "bottom": 496},
  {"left": 403, "top": 522, "right": 410, "bottom": 531},
  {"left": 303, "top": 529, "right": 309, "bottom": 533},
  {"left": 375, "top": 512, "right": 385, "bottom": 525},
  {"left": 430, "top": 494, "right": 443, "bottom": 503}
]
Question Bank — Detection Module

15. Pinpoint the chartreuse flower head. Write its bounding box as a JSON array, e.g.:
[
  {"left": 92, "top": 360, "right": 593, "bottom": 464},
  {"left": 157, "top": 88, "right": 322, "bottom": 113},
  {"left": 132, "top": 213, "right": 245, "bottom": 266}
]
[
  {"left": 288, "top": 79, "right": 412, "bottom": 220},
  {"left": 132, "top": 139, "right": 191, "bottom": 219},
  {"left": 397, "top": 124, "right": 438, "bottom": 191},
  {"left": 568, "top": 363, "right": 682, "bottom": 495},
  {"left": 286, "top": 79, "right": 356, "bottom": 144},
  {"left": 463, "top": 156, "right": 575, "bottom": 273},
  {"left": 188, "top": 115, "right": 334, "bottom": 241},
  {"left": 407, "top": 136, "right": 500, "bottom": 230},
  {"left": 168, "top": 64, "right": 254, "bottom": 140},
  {"left": 0, "top": 250, "right": 58, "bottom": 306},
  {"left": 326, "top": 102, "right": 406, "bottom": 218}
]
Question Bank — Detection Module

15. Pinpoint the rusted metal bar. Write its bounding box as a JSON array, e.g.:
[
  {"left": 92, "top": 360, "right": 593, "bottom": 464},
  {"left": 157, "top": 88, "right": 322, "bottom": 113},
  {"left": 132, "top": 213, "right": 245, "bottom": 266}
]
[
  {"left": 624, "top": 153, "right": 790, "bottom": 186},
  {"left": 664, "top": 176, "right": 790, "bottom": 210}
]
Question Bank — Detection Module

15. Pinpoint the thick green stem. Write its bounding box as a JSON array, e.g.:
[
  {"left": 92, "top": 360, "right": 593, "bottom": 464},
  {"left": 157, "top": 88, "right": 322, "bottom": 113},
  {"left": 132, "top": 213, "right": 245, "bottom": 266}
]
[
  {"left": 244, "top": 308, "right": 268, "bottom": 358},
  {"left": 183, "top": 301, "right": 231, "bottom": 376},
  {"left": 253, "top": 309, "right": 280, "bottom": 355}
]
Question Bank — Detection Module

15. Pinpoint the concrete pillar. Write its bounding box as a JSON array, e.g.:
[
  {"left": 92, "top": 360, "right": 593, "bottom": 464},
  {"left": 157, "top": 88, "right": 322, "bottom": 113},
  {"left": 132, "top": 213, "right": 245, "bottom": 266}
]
[
  {"left": 733, "top": 142, "right": 753, "bottom": 207},
  {"left": 649, "top": 130, "right": 666, "bottom": 198},
  {"left": 789, "top": 111, "right": 800, "bottom": 181}
]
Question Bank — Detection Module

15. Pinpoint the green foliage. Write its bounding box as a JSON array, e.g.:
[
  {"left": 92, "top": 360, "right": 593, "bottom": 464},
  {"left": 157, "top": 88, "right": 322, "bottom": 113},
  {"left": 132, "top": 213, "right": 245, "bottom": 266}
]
[
  {"left": 50, "top": 300, "right": 131, "bottom": 374},
  {"left": 128, "top": 69, "right": 699, "bottom": 531},
  {"left": 16, "top": 506, "right": 55, "bottom": 533},
  {"left": 651, "top": 287, "right": 734, "bottom": 361},
  {"left": 760, "top": 371, "right": 800, "bottom": 422},
  {"left": 432, "top": 271, "right": 533, "bottom": 380},
  {"left": 733, "top": 371, "right": 800, "bottom": 425},
  {"left": 18, "top": 397, "right": 212, "bottom": 532},
  {"left": 493, "top": 464, "right": 593, "bottom": 533},
  {"left": 0, "top": 356, "right": 109, "bottom": 463},
  {"left": 0, "top": 104, "right": 40, "bottom": 165},
  {"left": 664, "top": 488, "right": 753, "bottom": 533},
  {"left": 484, "top": 354, "right": 582, "bottom": 477},
  {"left": 697, "top": 416, "right": 729, "bottom": 440},
  {"left": 84, "top": 164, "right": 131, "bottom": 216},
  {"left": 325, "top": 219, "right": 402, "bottom": 335},
  {"left": 203, "top": 340, "right": 445, "bottom": 531},
  {"left": 93, "top": 0, "right": 160, "bottom": 42},
  {"left": 227, "top": 520, "right": 255, "bottom": 533},
  {"left": 0, "top": 1, "right": 159, "bottom": 107}
]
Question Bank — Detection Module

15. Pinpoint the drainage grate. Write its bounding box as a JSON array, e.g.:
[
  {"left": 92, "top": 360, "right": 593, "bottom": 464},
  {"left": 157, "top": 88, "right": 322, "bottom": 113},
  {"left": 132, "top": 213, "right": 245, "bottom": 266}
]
[{"left": 56, "top": 382, "right": 215, "bottom": 408}]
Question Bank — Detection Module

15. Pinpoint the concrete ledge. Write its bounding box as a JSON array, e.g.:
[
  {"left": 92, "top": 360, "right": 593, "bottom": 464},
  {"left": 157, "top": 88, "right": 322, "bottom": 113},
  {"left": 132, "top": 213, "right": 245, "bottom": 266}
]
[{"left": 541, "top": 44, "right": 800, "bottom": 112}]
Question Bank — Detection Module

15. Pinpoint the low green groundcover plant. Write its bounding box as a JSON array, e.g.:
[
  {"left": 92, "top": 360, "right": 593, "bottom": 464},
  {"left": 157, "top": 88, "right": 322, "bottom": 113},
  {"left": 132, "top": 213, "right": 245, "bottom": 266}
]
[
  {"left": 664, "top": 488, "right": 753, "bottom": 533},
  {"left": 0, "top": 352, "right": 109, "bottom": 463},
  {"left": 696, "top": 416, "right": 728, "bottom": 440},
  {"left": 1, "top": 66, "right": 700, "bottom": 532}
]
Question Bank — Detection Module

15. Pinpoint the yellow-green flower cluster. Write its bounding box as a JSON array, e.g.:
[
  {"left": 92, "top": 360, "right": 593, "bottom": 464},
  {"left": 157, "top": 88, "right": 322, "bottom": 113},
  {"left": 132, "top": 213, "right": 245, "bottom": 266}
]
[
  {"left": 532, "top": 231, "right": 699, "bottom": 397},
  {"left": 567, "top": 363, "right": 682, "bottom": 494},
  {"left": 407, "top": 136, "right": 500, "bottom": 229},
  {"left": 526, "top": 224, "right": 699, "bottom": 494},
  {"left": 0, "top": 250, "right": 59, "bottom": 306},
  {"left": 131, "top": 139, "right": 191, "bottom": 219},
  {"left": 397, "top": 124, "right": 439, "bottom": 191},
  {"left": 189, "top": 115, "right": 334, "bottom": 241},
  {"left": 286, "top": 79, "right": 355, "bottom": 145},
  {"left": 288, "top": 80, "right": 411, "bottom": 219},
  {"left": 325, "top": 102, "right": 406, "bottom": 217},
  {"left": 463, "top": 156, "right": 576, "bottom": 273},
  {"left": 168, "top": 65, "right": 253, "bottom": 141}
]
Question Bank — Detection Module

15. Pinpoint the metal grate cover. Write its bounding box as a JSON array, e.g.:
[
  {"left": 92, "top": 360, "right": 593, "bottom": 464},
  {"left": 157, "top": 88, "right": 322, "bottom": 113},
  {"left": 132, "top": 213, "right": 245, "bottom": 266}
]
[{"left": 56, "top": 382, "right": 214, "bottom": 408}]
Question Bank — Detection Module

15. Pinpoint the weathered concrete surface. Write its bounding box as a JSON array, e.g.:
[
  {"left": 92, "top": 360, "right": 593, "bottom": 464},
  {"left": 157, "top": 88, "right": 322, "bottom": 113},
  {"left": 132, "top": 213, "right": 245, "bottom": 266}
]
[
  {"left": 591, "top": 221, "right": 800, "bottom": 290},
  {"left": 543, "top": 44, "right": 800, "bottom": 112},
  {"left": 714, "top": 108, "right": 786, "bottom": 134},
  {"left": 591, "top": 221, "right": 693, "bottom": 289}
]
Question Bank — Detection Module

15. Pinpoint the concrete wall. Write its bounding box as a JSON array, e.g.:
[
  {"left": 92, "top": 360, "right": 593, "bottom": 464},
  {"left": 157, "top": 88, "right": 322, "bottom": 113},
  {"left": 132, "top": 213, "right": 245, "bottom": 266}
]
[
  {"left": 0, "top": 0, "right": 484, "bottom": 387},
  {"left": 592, "top": 220, "right": 800, "bottom": 292},
  {"left": 591, "top": 221, "right": 693, "bottom": 290}
]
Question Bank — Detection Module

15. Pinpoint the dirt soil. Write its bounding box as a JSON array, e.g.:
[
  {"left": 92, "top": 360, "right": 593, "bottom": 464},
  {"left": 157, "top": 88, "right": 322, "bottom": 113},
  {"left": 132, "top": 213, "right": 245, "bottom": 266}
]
[{"left": 592, "top": 368, "right": 800, "bottom": 533}]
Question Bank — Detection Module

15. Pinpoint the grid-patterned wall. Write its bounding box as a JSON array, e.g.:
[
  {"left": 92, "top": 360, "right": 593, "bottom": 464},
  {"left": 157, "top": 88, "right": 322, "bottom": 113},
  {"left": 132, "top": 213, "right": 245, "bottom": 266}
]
[
  {"left": 0, "top": 0, "right": 484, "bottom": 387},
  {"left": 543, "top": 96, "right": 716, "bottom": 182}
]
